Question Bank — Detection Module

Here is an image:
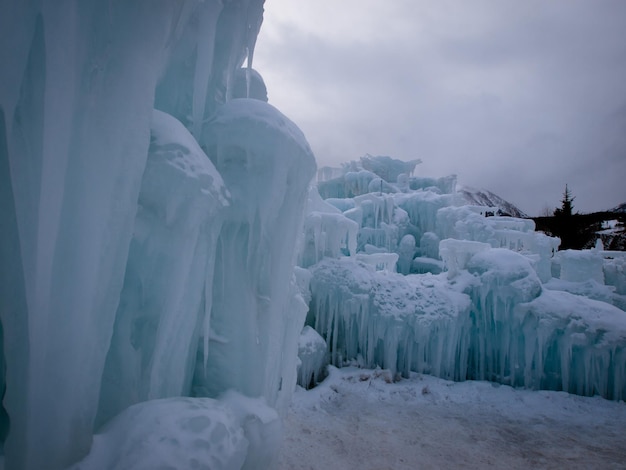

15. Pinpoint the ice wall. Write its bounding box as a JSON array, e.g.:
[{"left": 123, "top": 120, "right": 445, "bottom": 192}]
[
  {"left": 301, "top": 155, "right": 626, "bottom": 400},
  {"left": 306, "top": 239, "right": 626, "bottom": 400},
  {"left": 0, "top": 1, "right": 316, "bottom": 469},
  {"left": 308, "top": 258, "right": 472, "bottom": 380},
  {"left": 1, "top": 4, "right": 181, "bottom": 468}
]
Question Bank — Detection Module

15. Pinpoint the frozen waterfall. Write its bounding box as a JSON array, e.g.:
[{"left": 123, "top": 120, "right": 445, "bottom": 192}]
[{"left": 1, "top": 1, "right": 313, "bottom": 469}]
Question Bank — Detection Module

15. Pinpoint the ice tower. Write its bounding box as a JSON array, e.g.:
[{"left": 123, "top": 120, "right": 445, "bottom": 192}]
[{"left": 1, "top": 1, "right": 314, "bottom": 469}]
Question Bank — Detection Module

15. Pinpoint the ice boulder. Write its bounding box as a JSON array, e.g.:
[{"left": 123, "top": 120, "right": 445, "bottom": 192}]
[
  {"left": 515, "top": 290, "right": 626, "bottom": 400},
  {"left": 439, "top": 239, "right": 491, "bottom": 279},
  {"left": 556, "top": 249, "right": 605, "bottom": 284},
  {"left": 297, "top": 326, "right": 328, "bottom": 389},
  {"left": 70, "top": 394, "right": 281, "bottom": 470}
]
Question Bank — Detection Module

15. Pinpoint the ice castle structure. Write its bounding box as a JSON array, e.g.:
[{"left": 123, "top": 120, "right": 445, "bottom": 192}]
[
  {"left": 2, "top": 1, "right": 626, "bottom": 468},
  {"left": 298, "top": 157, "right": 626, "bottom": 400},
  {"left": 1, "top": 1, "right": 315, "bottom": 469}
]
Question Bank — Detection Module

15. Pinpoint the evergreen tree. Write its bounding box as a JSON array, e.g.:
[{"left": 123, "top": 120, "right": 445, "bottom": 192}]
[
  {"left": 554, "top": 184, "right": 575, "bottom": 217},
  {"left": 552, "top": 184, "right": 579, "bottom": 249}
]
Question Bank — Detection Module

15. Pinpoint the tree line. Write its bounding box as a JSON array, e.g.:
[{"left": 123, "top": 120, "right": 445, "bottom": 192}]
[{"left": 532, "top": 185, "right": 625, "bottom": 251}]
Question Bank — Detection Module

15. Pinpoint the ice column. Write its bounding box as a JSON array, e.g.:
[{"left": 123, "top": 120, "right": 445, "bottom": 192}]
[
  {"left": 199, "top": 99, "right": 316, "bottom": 410},
  {"left": 0, "top": 1, "right": 268, "bottom": 468},
  {"left": 0, "top": 4, "right": 181, "bottom": 468},
  {"left": 96, "top": 110, "right": 229, "bottom": 427}
]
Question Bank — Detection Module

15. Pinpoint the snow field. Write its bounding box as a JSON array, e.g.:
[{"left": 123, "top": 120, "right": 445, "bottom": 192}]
[{"left": 280, "top": 367, "right": 626, "bottom": 470}]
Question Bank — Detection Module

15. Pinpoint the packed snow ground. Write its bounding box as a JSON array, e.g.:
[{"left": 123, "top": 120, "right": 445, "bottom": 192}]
[{"left": 279, "top": 367, "right": 626, "bottom": 470}]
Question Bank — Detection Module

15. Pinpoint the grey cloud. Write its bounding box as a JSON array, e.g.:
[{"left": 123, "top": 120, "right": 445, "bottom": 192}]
[{"left": 256, "top": 1, "right": 626, "bottom": 215}]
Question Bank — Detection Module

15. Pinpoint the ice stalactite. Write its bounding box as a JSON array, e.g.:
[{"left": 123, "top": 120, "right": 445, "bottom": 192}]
[
  {"left": 244, "top": 0, "right": 265, "bottom": 98},
  {"left": 308, "top": 258, "right": 473, "bottom": 380},
  {"left": 464, "top": 249, "right": 544, "bottom": 385},
  {"left": 191, "top": 1, "right": 224, "bottom": 139},
  {"left": 514, "top": 290, "right": 626, "bottom": 400},
  {"left": 307, "top": 248, "right": 626, "bottom": 400},
  {"left": 154, "top": 0, "right": 265, "bottom": 134},
  {"left": 299, "top": 187, "right": 358, "bottom": 268},
  {"left": 465, "top": 248, "right": 626, "bottom": 399}
]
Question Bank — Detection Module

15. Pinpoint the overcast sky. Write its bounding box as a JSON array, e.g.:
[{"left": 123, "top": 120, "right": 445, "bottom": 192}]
[{"left": 254, "top": 0, "right": 626, "bottom": 216}]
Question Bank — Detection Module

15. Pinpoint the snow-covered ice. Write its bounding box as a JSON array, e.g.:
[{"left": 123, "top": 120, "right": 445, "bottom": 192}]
[
  {"left": 299, "top": 155, "right": 626, "bottom": 401},
  {"left": 72, "top": 392, "right": 281, "bottom": 470}
]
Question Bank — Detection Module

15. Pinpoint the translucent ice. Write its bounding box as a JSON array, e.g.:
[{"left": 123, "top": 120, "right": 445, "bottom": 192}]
[
  {"left": 1, "top": 3, "right": 187, "bottom": 467},
  {"left": 1, "top": 2, "right": 310, "bottom": 469},
  {"left": 198, "top": 99, "right": 316, "bottom": 410},
  {"left": 308, "top": 258, "right": 472, "bottom": 380},
  {"left": 556, "top": 249, "right": 605, "bottom": 284},
  {"left": 396, "top": 234, "right": 417, "bottom": 275},
  {"left": 96, "top": 110, "right": 228, "bottom": 427},
  {"left": 299, "top": 187, "right": 358, "bottom": 268},
  {"left": 303, "top": 154, "right": 625, "bottom": 400}
]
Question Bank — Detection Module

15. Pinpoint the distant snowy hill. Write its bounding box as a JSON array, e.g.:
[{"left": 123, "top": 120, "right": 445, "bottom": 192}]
[
  {"left": 612, "top": 203, "right": 626, "bottom": 213},
  {"left": 457, "top": 185, "right": 528, "bottom": 218}
]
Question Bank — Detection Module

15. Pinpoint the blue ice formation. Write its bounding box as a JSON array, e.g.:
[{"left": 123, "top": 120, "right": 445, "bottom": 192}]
[
  {"left": 300, "top": 157, "right": 626, "bottom": 399},
  {"left": 2, "top": 2, "right": 626, "bottom": 469},
  {"left": 1, "top": 1, "right": 315, "bottom": 469}
]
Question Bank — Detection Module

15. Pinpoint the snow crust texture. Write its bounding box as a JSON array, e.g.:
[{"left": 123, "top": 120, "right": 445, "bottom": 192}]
[
  {"left": 279, "top": 367, "right": 626, "bottom": 470},
  {"left": 299, "top": 156, "right": 626, "bottom": 400},
  {"left": 71, "top": 393, "right": 280, "bottom": 470}
]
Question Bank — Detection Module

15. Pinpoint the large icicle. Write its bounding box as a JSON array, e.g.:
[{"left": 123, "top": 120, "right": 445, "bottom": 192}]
[
  {"left": 96, "top": 110, "right": 228, "bottom": 428},
  {"left": 0, "top": 4, "right": 181, "bottom": 468},
  {"left": 0, "top": 1, "right": 271, "bottom": 468},
  {"left": 198, "top": 99, "right": 316, "bottom": 411}
]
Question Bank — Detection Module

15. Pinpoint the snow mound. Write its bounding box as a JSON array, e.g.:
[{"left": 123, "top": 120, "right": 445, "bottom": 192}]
[{"left": 71, "top": 394, "right": 281, "bottom": 470}]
